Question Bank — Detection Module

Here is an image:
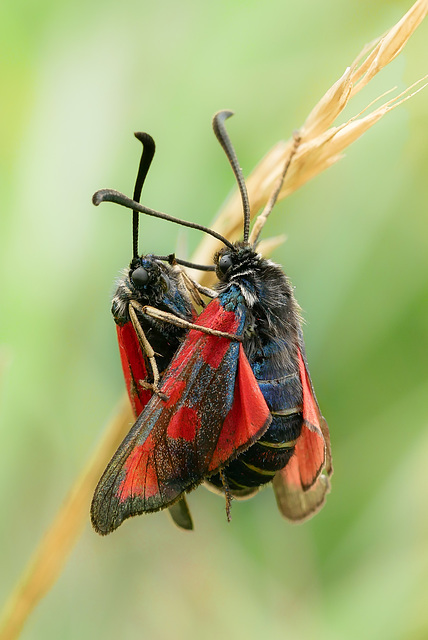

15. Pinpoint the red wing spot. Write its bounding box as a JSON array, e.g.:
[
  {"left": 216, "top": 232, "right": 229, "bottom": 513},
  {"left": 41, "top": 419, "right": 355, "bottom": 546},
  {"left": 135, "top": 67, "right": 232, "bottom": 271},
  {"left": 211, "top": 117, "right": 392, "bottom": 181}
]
[
  {"left": 200, "top": 308, "right": 241, "bottom": 368},
  {"left": 163, "top": 379, "right": 187, "bottom": 409},
  {"left": 142, "top": 463, "right": 160, "bottom": 498},
  {"left": 167, "top": 406, "right": 199, "bottom": 442},
  {"left": 197, "top": 297, "right": 221, "bottom": 323},
  {"left": 201, "top": 335, "right": 232, "bottom": 369},
  {"left": 118, "top": 439, "right": 159, "bottom": 501}
]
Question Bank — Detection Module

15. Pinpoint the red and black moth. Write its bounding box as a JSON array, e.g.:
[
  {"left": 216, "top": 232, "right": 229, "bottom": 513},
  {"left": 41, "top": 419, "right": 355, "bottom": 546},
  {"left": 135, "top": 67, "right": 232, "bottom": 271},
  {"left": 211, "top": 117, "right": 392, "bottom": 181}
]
[
  {"left": 106, "top": 131, "right": 224, "bottom": 530},
  {"left": 91, "top": 110, "right": 332, "bottom": 535}
]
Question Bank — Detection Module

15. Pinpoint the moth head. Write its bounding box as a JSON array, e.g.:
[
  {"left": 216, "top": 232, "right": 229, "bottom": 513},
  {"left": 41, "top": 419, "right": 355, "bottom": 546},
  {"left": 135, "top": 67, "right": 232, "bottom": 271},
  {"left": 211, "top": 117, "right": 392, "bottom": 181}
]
[
  {"left": 214, "top": 246, "right": 236, "bottom": 281},
  {"left": 217, "top": 252, "right": 234, "bottom": 277},
  {"left": 129, "top": 256, "right": 170, "bottom": 294}
]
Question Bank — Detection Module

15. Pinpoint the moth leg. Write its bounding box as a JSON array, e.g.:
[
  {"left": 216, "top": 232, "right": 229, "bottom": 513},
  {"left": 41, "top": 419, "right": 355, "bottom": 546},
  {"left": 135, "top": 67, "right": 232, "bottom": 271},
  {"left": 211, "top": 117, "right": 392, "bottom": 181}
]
[
  {"left": 180, "top": 269, "right": 217, "bottom": 304},
  {"left": 128, "top": 303, "right": 167, "bottom": 400},
  {"left": 166, "top": 255, "right": 218, "bottom": 305},
  {"left": 175, "top": 268, "right": 207, "bottom": 309},
  {"left": 219, "top": 468, "right": 233, "bottom": 523},
  {"left": 131, "top": 301, "right": 243, "bottom": 342}
]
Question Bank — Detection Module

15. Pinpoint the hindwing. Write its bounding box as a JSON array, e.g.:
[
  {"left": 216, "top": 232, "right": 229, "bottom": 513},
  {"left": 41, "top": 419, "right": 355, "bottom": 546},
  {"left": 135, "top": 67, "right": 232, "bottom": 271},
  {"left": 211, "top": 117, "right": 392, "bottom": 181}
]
[{"left": 273, "top": 345, "right": 332, "bottom": 521}]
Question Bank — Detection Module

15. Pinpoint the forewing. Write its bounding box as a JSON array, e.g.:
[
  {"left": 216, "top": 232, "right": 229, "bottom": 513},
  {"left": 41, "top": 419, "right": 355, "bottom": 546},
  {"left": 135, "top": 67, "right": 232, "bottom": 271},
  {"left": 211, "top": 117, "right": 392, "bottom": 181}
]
[
  {"left": 91, "top": 298, "right": 270, "bottom": 534},
  {"left": 116, "top": 321, "right": 152, "bottom": 417},
  {"left": 273, "top": 343, "right": 332, "bottom": 522},
  {"left": 117, "top": 319, "right": 194, "bottom": 531},
  {"left": 207, "top": 342, "right": 272, "bottom": 472}
]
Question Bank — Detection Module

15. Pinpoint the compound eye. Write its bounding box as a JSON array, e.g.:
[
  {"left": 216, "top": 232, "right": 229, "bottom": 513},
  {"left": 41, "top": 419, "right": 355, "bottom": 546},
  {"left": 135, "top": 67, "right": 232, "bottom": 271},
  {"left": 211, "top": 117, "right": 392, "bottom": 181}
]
[
  {"left": 218, "top": 253, "right": 233, "bottom": 274},
  {"left": 131, "top": 266, "right": 149, "bottom": 288}
]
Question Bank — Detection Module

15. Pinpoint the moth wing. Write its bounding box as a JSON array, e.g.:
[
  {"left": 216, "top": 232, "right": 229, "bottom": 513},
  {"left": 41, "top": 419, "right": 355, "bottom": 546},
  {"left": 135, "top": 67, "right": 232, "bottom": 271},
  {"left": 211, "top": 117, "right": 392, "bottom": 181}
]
[
  {"left": 91, "top": 298, "right": 270, "bottom": 534},
  {"left": 297, "top": 340, "right": 333, "bottom": 479},
  {"left": 273, "top": 343, "right": 332, "bottom": 522},
  {"left": 273, "top": 452, "right": 331, "bottom": 522},
  {"left": 117, "top": 321, "right": 194, "bottom": 529},
  {"left": 116, "top": 321, "right": 152, "bottom": 417}
]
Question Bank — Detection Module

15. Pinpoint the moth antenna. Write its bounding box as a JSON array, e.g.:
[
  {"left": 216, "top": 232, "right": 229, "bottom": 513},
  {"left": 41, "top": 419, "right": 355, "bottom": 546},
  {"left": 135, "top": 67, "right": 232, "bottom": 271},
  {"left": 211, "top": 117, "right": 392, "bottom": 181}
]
[
  {"left": 132, "top": 132, "right": 156, "bottom": 263},
  {"left": 93, "top": 189, "right": 235, "bottom": 250},
  {"left": 212, "top": 110, "right": 251, "bottom": 243},
  {"left": 153, "top": 255, "right": 216, "bottom": 272},
  {"left": 249, "top": 132, "right": 301, "bottom": 247}
]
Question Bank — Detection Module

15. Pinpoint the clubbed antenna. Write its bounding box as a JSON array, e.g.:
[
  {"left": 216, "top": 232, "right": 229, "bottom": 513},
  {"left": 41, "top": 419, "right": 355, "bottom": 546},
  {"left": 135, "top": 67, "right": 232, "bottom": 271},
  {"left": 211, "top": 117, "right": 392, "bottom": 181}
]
[
  {"left": 93, "top": 189, "right": 235, "bottom": 250},
  {"left": 153, "top": 255, "right": 216, "bottom": 272},
  {"left": 212, "top": 110, "right": 251, "bottom": 243},
  {"left": 132, "top": 132, "right": 156, "bottom": 262}
]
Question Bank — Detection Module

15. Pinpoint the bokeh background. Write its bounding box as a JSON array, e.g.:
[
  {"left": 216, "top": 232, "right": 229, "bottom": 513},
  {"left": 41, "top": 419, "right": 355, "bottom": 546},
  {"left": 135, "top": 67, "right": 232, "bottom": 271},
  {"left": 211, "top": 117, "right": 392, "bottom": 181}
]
[{"left": 1, "top": 0, "right": 427, "bottom": 638}]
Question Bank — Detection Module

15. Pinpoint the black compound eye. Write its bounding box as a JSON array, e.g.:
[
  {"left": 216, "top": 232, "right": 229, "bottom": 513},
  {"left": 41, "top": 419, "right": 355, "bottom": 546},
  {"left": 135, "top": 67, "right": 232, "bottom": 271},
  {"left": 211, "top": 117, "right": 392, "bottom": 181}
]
[
  {"left": 131, "top": 266, "right": 149, "bottom": 288},
  {"left": 218, "top": 253, "right": 233, "bottom": 274}
]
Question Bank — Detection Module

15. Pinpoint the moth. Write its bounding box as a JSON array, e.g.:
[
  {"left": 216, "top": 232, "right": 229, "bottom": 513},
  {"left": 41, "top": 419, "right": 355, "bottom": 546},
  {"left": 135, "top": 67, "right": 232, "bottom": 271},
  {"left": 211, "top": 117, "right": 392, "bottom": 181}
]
[
  {"left": 105, "top": 131, "right": 218, "bottom": 530},
  {"left": 91, "top": 111, "right": 332, "bottom": 535}
]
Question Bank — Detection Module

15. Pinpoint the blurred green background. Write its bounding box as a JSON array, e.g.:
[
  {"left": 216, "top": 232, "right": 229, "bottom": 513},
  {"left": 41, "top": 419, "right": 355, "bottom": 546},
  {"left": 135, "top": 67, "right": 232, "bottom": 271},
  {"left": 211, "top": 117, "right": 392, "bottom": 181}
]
[{"left": 1, "top": 0, "right": 427, "bottom": 638}]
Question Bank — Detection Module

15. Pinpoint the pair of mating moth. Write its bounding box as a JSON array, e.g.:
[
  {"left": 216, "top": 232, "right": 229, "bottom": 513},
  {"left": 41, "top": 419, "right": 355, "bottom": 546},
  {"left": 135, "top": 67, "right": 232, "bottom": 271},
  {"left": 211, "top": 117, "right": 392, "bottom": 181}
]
[{"left": 91, "top": 111, "right": 332, "bottom": 535}]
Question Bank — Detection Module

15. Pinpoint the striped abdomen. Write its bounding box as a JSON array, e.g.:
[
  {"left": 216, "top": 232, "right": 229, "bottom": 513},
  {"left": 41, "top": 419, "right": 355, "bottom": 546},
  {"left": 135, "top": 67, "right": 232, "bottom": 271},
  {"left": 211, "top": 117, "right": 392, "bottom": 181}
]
[{"left": 208, "top": 369, "right": 303, "bottom": 494}]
